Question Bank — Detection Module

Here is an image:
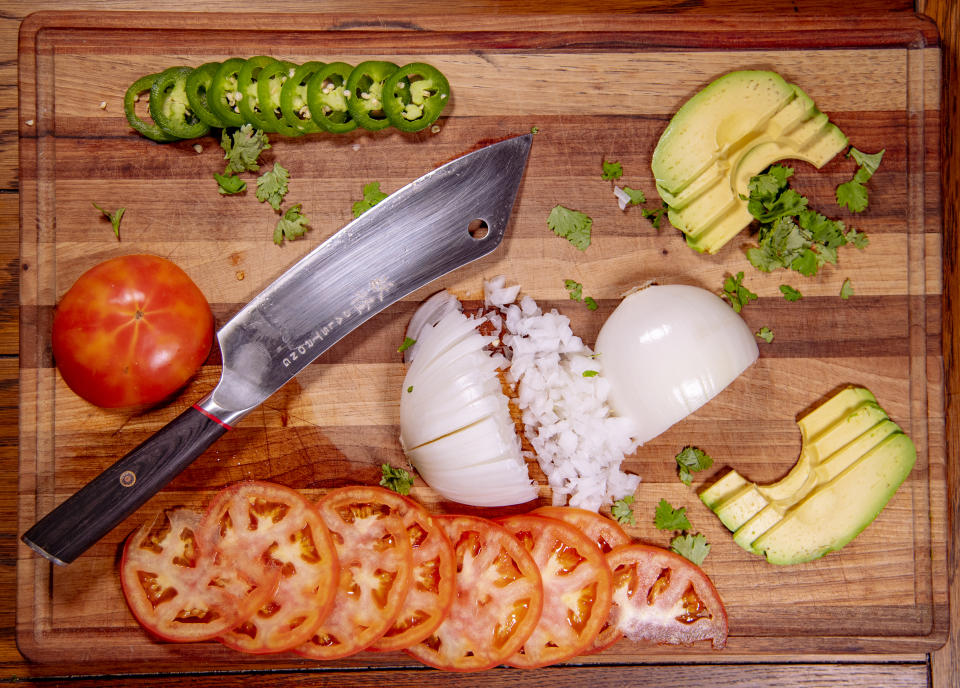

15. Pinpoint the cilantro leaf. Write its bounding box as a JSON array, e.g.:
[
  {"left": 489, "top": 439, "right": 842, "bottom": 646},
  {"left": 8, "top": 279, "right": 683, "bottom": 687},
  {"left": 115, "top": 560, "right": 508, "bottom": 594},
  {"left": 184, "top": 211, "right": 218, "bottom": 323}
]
[
  {"left": 397, "top": 336, "right": 416, "bottom": 353},
  {"left": 641, "top": 202, "right": 667, "bottom": 230},
  {"left": 849, "top": 147, "right": 885, "bottom": 179},
  {"left": 564, "top": 279, "right": 584, "bottom": 301},
  {"left": 222, "top": 124, "right": 270, "bottom": 174},
  {"left": 92, "top": 202, "right": 125, "bottom": 238},
  {"left": 755, "top": 326, "right": 774, "bottom": 343},
  {"left": 255, "top": 162, "right": 290, "bottom": 211},
  {"left": 380, "top": 464, "right": 413, "bottom": 495},
  {"left": 352, "top": 181, "right": 389, "bottom": 218},
  {"left": 670, "top": 533, "right": 711, "bottom": 566},
  {"left": 584, "top": 296, "right": 599, "bottom": 311},
  {"left": 790, "top": 247, "right": 820, "bottom": 277},
  {"left": 215, "top": 172, "right": 246, "bottom": 195},
  {"left": 621, "top": 186, "right": 646, "bottom": 205},
  {"left": 844, "top": 226, "right": 870, "bottom": 249},
  {"left": 601, "top": 159, "right": 623, "bottom": 181},
  {"left": 840, "top": 278, "right": 854, "bottom": 300},
  {"left": 721, "top": 271, "right": 758, "bottom": 313},
  {"left": 654, "top": 498, "right": 692, "bottom": 531},
  {"left": 675, "top": 446, "right": 713, "bottom": 486},
  {"left": 779, "top": 284, "right": 803, "bottom": 301},
  {"left": 611, "top": 495, "right": 635, "bottom": 525},
  {"left": 273, "top": 203, "right": 310, "bottom": 244},
  {"left": 836, "top": 178, "right": 869, "bottom": 213},
  {"left": 548, "top": 205, "right": 592, "bottom": 250}
]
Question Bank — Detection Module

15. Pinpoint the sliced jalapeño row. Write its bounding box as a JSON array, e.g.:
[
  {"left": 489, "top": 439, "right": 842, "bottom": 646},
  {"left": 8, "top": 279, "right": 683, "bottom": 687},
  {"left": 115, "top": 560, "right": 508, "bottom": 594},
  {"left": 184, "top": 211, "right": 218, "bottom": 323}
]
[{"left": 124, "top": 57, "right": 451, "bottom": 142}]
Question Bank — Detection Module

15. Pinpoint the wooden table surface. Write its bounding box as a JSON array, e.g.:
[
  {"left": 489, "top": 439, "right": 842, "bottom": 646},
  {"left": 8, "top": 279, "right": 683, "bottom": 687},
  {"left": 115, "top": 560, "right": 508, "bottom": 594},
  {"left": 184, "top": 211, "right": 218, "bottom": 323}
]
[{"left": 0, "top": 1, "right": 957, "bottom": 686}]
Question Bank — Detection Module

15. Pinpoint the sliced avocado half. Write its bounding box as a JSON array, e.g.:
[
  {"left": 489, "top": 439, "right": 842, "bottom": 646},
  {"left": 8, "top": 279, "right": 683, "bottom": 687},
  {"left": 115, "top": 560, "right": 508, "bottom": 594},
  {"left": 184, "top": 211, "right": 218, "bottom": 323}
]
[{"left": 652, "top": 70, "right": 848, "bottom": 254}]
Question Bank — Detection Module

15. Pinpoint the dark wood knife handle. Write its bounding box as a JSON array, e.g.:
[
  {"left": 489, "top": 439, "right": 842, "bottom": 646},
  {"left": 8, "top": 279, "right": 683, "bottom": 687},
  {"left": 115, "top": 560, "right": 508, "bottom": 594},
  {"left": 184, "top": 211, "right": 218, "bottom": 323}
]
[{"left": 21, "top": 405, "right": 229, "bottom": 565}]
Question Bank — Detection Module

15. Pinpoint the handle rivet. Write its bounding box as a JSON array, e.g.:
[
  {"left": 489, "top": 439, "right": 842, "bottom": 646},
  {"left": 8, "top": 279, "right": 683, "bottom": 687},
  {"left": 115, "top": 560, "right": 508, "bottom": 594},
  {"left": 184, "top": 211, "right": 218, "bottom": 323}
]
[{"left": 119, "top": 470, "right": 136, "bottom": 488}]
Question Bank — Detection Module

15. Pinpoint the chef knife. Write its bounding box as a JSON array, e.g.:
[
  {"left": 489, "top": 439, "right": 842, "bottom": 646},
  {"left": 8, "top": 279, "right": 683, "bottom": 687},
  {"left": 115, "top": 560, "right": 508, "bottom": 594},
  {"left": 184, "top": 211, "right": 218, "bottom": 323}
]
[{"left": 23, "top": 133, "right": 533, "bottom": 565}]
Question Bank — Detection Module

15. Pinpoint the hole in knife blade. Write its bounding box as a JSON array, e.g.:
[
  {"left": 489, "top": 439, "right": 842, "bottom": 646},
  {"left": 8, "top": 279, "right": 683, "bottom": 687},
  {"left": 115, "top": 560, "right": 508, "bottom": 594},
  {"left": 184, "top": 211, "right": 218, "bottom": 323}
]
[{"left": 467, "top": 219, "right": 489, "bottom": 240}]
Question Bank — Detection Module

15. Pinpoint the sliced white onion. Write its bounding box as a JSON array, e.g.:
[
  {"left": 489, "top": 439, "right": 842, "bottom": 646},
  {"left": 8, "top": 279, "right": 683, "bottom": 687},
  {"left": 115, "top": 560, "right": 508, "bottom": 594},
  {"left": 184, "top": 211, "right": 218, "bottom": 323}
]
[
  {"left": 399, "top": 304, "right": 537, "bottom": 507},
  {"left": 594, "top": 284, "right": 759, "bottom": 445},
  {"left": 402, "top": 290, "right": 462, "bottom": 364}
]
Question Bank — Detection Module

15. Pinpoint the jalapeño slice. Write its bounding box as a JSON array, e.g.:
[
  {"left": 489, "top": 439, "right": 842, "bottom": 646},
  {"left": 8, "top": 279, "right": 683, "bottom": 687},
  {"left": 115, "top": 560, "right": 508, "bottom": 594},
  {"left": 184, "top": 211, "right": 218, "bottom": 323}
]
[
  {"left": 124, "top": 72, "right": 180, "bottom": 143},
  {"left": 306, "top": 61, "right": 358, "bottom": 134},
  {"left": 346, "top": 61, "right": 399, "bottom": 131},
  {"left": 208, "top": 58, "right": 247, "bottom": 128},
  {"left": 149, "top": 66, "right": 211, "bottom": 140},
  {"left": 257, "top": 59, "right": 303, "bottom": 137},
  {"left": 185, "top": 62, "right": 226, "bottom": 129},
  {"left": 280, "top": 61, "right": 325, "bottom": 135},
  {"left": 237, "top": 55, "right": 279, "bottom": 132},
  {"left": 382, "top": 62, "right": 451, "bottom": 132}
]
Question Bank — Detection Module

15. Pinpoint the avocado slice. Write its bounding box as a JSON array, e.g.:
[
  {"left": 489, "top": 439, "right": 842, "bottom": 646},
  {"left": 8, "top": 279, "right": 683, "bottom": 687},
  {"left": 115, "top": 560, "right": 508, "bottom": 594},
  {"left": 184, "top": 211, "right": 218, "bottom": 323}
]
[
  {"left": 750, "top": 432, "right": 916, "bottom": 565},
  {"left": 703, "top": 387, "right": 915, "bottom": 564},
  {"left": 652, "top": 70, "right": 848, "bottom": 254}
]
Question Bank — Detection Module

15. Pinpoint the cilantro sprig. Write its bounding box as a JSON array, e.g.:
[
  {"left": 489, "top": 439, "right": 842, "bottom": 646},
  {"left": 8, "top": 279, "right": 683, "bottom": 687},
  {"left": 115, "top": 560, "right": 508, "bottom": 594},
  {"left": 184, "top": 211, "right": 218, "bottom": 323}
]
[
  {"left": 256, "top": 162, "right": 290, "bottom": 211},
  {"left": 353, "top": 181, "right": 389, "bottom": 218},
  {"left": 675, "top": 446, "right": 713, "bottom": 486},
  {"left": 755, "top": 326, "right": 775, "bottom": 343},
  {"left": 92, "top": 202, "right": 125, "bottom": 239},
  {"left": 601, "top": 159, "right": 623, "bottom": 181},
  {"left": 836, "top": 148, "right": 885, "bottom": 213},
  {"left": 564, "top": 279, "right": 599, "bottom": 310},
  {"left": 743, "top": 164, "right": 869, "bottom": 278},
  {"left": 221, "top": 124, "right": 270, "bottom": 174},
  {"left": 721, "top": 271, "right": 758, "bottom": 313},
  {"left": 671, "top": 533, "right": 711, "bottom": 566},
  {"left": 548, "top": 205, "right": 593, "bottom": 250},
  {"left": 380, "top": 464, "right": 414, "bottom": 495},
  {"left": 611, "top": 495, "right": 635, "bottom": 525},
  {"left": 654, "top": 498, "right": 692, "bottom": 531},
  {"left": 654, "top": 496, "right": 711, "bottom": 566},
  {"left": 273, "top": 203, "right": 310, "bottom": 245}
]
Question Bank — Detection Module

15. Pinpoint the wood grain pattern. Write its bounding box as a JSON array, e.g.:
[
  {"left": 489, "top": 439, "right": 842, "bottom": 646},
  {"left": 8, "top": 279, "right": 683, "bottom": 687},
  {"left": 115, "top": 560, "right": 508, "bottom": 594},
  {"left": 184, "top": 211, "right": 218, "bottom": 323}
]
[{"left": 1, "top": 4, "right": 952, "bottom": 684}]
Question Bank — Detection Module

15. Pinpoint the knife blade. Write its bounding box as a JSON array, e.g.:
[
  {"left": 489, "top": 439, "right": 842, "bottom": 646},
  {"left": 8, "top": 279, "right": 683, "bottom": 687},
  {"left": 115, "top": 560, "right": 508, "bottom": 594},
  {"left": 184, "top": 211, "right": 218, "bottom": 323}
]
[{"left": 23, "top": 133, "right": 533, "bottom": 565}]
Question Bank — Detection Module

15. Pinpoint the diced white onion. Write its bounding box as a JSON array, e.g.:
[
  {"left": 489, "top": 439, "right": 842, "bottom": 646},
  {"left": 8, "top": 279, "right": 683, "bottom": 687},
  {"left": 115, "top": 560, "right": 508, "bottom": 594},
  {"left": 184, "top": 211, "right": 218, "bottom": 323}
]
[{"left": 595, "top": 284, "right": 759, "bottom": 445}]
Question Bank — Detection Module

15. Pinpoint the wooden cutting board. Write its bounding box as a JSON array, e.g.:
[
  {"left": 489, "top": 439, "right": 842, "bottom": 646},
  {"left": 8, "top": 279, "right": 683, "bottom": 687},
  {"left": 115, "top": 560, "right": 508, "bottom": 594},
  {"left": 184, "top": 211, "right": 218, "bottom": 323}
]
[{"left": 16, "top": 11, "right": 947, "bottom": 668}]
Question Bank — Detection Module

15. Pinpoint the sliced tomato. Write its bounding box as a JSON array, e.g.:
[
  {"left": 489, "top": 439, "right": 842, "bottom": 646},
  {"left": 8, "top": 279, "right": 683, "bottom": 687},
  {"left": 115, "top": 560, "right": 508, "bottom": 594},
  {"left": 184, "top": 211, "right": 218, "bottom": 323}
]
[
  {"left": 367, "top": 491, "right": 456, "bottom": 652},
  {"left": 606, "top": 543, "right": 728, "bottom": 649},
  {"left": 197, "top": 481, "right": 340, "bottom": 654},
  {"left": 120, "top": 507, "right": 279, "bottom": 643},
  {"left": 531, "top": 506, "right": 631, "bottom": 553},
  {"left": 532, "top": 505, "right": 631, "bottom": 653},
  {"left": 295, "top": 486, "right": 415, "bottom": 660},
  {"left": 405, "top": 514, "right": 543, "bottom": 672},
  {"left": 497, "top": 514, "right": 613, "bottom": 667}
]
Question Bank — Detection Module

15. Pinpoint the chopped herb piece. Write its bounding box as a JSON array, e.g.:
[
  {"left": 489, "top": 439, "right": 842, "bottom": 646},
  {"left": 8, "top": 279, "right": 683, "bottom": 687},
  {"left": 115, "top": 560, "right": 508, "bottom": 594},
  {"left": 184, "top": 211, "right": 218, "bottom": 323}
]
[
  {"left": 675, "top": 446, "right": 713, "bottom": 486},
  {"left": 601, "top": 159, "right": 623, "bottom": 181},
  {"left": 548, "top": 205, "right": 593, "bottom": 250},
  {"left": 352, "top": 181, "right": 389, "bottom": 218},
  {"left": 273, "top": 203, "right": 310, "bottom": 245},
  {"left": 221, "top": 124, "right": 270, "bottom": 174},
  {"left": 614, "top": 185, "right": 647, "bottom": 209},
  {"left": 836, "top": 148, "right": 884, "bottom": 213},
  {"left": 582, "top": 370, "right": 599, "bottom": 378},
  {"left": 564, "top": 279, "right": 584, "bottom": 301},
  {"left": 840, "top": 278, "right": 854, "bottom": 300},
  {"left": 611, "top": 495, "right": 635, "bottom": 525},
  {"left": 755, "top": 326, "right": 774, "bottom": 343},
  {"left": 397, "top": 336, "right": 416, "bottom": 353},
  {"left": 779, "top": 284, "right": 803, "bottom": 301},
  {"left": 215, "top": 172, "right": 246, "bottom": 195},
  {"left": 654, "top": 498, "right": 692, "bottom": 531},
  {"left": 721, "top": 272, "right": 758, "bottom": 313},
  {"left": 641, "top": 202, "right": 667, "bottom": 229},
  {"left": 407, "top": 385, "right": 413, "bottom": 393},
  {"left": 92, "top": 202, "right": 125, "bottom": 238},
  {"left": 584, "top": 296, "right": 599, "bottom": 311},
  {"left": 670, "top": 532, "right": 711, "bottom": 566},
  {"left": 530, "top": 125, "right": 540, "bottom": 134},
  {"left": 379, "top": 464, "right": 414, "bottom": 495},
  {"left": 844, "top": 226, "right": 870, "bottom": 249},
  {"left": 256, "top": 162, "right": 290, "bottom": 211}
]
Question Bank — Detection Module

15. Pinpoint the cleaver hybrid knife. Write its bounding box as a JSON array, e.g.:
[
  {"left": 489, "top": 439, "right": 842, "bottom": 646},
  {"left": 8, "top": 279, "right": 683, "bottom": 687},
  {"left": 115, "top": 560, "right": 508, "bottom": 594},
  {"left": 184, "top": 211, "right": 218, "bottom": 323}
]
[{"left": 23, "top": 133, "right": 533, "bottom": 565}]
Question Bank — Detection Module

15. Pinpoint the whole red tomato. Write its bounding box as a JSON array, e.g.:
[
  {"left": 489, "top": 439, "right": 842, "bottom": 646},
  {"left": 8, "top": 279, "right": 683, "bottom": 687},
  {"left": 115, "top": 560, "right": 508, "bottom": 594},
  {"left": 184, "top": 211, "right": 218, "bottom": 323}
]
[{"left": 52, "top": 254, "right": 214, "bottom": 408}]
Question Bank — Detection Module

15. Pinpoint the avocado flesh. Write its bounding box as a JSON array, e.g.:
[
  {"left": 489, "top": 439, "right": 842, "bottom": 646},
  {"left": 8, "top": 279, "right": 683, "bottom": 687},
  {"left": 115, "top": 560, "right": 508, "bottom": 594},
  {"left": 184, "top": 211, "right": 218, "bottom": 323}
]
[
  {"left": 652, "top": 70, "right": 848, "bottom": 254},
  {"left": 714, "top": 484, "right": 768, "bottom": 532},
  {"left": 652, "top": 70, "right": 796, "bottom": 194},
  {"left": 750, "top": 432, "right": 916, "bottom": 565},
  {"left": 703, "top": 386, "right": 915, "bottom": 564}
]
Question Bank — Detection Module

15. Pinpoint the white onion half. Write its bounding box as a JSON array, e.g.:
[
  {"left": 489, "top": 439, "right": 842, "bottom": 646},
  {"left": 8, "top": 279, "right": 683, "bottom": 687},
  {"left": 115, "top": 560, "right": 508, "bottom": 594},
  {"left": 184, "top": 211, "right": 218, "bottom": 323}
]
[
  {"left": 399, "top": 303, "right": 538, "bottom": 507},
  {"left": 595, "top": 284, "right": 759, "bottom": 445}
]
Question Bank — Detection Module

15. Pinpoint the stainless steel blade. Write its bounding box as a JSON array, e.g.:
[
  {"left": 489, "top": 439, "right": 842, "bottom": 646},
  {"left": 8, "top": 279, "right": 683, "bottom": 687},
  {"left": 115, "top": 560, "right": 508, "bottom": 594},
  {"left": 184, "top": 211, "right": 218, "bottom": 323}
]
[{"left": 199, "top": 133, "right": 532, "bottom": 426}]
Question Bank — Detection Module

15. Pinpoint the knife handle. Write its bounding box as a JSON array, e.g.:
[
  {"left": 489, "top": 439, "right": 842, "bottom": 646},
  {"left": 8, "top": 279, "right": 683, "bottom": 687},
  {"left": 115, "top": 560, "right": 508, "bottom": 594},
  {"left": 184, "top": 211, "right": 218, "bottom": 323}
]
[{"left": 22, "top": 405, "right": 229, "bottom": 565}]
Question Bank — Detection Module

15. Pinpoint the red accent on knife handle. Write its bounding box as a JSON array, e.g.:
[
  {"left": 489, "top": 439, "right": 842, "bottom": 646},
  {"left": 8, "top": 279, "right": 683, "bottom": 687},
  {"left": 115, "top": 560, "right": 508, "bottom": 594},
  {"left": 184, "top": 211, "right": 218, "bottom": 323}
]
[
  {"left": 192, "top": 403, "right": 234, "bottom": 430},
  {"left": 21, "top": 405, "right": 228, "bottom": 565}
]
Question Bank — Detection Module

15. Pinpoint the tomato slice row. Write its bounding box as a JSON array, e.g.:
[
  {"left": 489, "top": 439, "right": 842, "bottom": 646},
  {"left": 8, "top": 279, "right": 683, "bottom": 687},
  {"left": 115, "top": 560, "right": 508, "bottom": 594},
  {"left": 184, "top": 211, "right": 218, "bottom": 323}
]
[{"left": 120, "top": 482, "right": 728, "bottom": 665}]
